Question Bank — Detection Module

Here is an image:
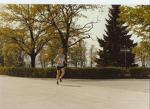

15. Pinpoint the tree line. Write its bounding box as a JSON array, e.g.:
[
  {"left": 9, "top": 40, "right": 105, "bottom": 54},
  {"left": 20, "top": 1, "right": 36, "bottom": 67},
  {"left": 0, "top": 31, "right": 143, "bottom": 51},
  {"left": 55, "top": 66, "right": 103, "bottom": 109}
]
[
  {"left": 0, "top": 5, "right": 149, "bottom": 68},
  {"left": 0, "top": 4, "right": 102, "bottom": 67}
]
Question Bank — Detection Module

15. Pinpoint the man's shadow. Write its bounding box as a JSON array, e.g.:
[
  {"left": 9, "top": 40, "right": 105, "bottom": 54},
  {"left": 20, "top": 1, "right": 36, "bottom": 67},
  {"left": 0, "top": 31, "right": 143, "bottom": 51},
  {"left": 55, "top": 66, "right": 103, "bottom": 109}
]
[{"left": 61, "top": 84, "right": 81, "bottom": 87}]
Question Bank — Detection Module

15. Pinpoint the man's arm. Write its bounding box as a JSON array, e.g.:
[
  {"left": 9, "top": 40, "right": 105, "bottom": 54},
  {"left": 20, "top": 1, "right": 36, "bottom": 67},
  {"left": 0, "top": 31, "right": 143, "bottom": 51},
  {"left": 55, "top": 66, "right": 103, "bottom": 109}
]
[
  {"left": 54, "top": 55, "right": 59, "bottom": 64},
  {"left": 64, "top": 55, "right": 67, "bottom": 64}
]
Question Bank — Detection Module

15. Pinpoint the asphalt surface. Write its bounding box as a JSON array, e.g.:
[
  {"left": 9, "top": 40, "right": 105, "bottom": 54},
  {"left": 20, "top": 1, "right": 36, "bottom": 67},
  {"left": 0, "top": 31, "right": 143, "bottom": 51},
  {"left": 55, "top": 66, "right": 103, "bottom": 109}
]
[{"left": 0, "top": 75, "right": 149, "bottom": 109}]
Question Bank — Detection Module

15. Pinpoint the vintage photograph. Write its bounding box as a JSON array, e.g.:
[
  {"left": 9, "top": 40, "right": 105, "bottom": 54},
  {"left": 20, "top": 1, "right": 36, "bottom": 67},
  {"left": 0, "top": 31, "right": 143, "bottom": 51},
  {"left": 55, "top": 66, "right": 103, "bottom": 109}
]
[{"left": 0, "top": 0, "right": 149, "bottom": 109}]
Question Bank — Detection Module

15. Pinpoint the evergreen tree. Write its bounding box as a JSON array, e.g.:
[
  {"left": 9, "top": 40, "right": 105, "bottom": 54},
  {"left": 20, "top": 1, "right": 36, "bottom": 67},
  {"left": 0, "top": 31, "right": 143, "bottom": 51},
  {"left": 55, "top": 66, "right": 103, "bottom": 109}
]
[{"left": 96, "top": 5, "right": 137, "bottom": 67}]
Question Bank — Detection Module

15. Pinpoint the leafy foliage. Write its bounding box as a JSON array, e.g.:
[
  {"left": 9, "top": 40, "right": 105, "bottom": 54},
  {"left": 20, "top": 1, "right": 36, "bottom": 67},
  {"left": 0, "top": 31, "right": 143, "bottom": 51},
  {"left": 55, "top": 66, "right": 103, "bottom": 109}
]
[
  {"left": 38, "top": 5, "right": 104, "bottom": 63},
  {"left": 118, "top": 5, "right": 150, "bottom": 67},
  {"left": 118, "top": 5, "right": 150, "bottom": 39},
  {"left": 0, "top": 4, "right": 56, "bottom": 67},
  {"left": 0, "top": 4, "right": 104, "bottom": 67},
  {"left": 68, "top": 40, "right": 87, "bottom": 67},
  {"left": 132, "top": 41, "right": 150, "bottom": 67}
]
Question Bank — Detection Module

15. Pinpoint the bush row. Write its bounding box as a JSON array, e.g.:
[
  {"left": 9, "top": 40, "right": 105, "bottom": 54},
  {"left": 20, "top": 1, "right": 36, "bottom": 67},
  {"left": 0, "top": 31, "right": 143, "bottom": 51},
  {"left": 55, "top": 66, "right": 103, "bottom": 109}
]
[
  {"left": 0, "top": 67, "right": 149, "bottom": 79},
  {"left": 65, "top": 67, "right": 125, "bottom": 79},
  {"left": 128, "top": 67, "right": 150, "bottom": 79},
  {"left": 0, "top": 67, "right": 56, "bottom": 78}
]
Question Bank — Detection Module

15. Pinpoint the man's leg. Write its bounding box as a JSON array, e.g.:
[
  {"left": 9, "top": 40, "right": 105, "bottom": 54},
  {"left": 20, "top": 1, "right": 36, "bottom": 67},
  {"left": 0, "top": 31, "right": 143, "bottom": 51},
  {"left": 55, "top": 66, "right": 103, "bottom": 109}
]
[
  {"left": 60, "top": 68, "right": 65, "bottom": 82},
  {"left": 56, "top": 70, "right": 60, "bottom": 85}
]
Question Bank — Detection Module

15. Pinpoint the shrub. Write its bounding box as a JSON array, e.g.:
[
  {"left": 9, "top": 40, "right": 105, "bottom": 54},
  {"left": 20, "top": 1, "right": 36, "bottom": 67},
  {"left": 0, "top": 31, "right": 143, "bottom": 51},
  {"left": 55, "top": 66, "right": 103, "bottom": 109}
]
[
  {"left": 0, "top": 67, "right": 56, "bottom": 78},
  {"left": 65, "top": 67, "right": 125, "bottom": 79},
  {"left": 128, "top": 67, "right": 150, "bottom": 79},
  {"left": 0, "top": 67, "right": 149, "bottom": 79}
]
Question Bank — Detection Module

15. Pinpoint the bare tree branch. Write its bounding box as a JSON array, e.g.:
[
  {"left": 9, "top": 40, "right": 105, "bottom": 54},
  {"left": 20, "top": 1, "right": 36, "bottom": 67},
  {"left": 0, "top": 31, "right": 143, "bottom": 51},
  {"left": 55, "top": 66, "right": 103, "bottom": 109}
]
[
  {"left": 70, "top": 16, "right": 101, "bottom": 38},
  {"left": 68, "top": 35, "right": 90, "bottom": 48}
]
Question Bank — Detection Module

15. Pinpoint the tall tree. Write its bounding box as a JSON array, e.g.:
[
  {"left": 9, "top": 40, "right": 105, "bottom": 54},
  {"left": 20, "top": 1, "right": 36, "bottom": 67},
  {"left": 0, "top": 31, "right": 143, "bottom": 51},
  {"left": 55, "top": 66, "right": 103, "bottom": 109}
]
[
  {"left": 39, "top": 5, "right": 103, "bottom": 66},
  {"left": 89, "top": 45, "right": 97, "bottom": 67},
  {"left": 0, "top": 4, "right": 57, "bottom": 67},
  {"left": 68, "top": 45, "right": 80, "bottom": 67},
  {"left": 78, "top": 40, "right": 87, "bottom": 68},
  {"left": 96, "top": 5, "right": 137, "bottom": 67}
]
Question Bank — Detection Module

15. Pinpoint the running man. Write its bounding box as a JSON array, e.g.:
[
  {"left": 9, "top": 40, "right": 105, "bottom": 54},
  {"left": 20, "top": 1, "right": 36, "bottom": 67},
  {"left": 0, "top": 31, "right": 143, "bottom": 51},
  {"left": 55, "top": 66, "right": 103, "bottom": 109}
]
[{"left": 54, "top": 48, "right": 67, "bottom": 85}]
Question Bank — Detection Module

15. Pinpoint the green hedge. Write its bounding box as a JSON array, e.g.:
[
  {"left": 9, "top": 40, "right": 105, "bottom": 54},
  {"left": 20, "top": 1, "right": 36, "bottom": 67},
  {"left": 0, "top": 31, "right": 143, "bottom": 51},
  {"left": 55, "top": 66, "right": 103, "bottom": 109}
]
[
  {"left": 65, "top": 67, "right": 125, "bottom": 79},
  {"left": 0, "top": 67, "right": 56, "bottom": 78},
  {"left": 0, "top": 67, "right": 149, "bottom": 79},
  {"left": 128, "top": 67, "right": 150, "bottom": 79}
]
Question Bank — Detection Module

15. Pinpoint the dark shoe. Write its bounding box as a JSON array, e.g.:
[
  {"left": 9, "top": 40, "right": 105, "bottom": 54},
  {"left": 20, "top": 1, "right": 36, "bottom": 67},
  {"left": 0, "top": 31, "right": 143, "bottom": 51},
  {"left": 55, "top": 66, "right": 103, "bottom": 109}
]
[
  {"left": 60, "top": 78, "right": 62, "bottom": 82},
  {"left": 57, "top": 80, "right": 59, "bottom": 85}
]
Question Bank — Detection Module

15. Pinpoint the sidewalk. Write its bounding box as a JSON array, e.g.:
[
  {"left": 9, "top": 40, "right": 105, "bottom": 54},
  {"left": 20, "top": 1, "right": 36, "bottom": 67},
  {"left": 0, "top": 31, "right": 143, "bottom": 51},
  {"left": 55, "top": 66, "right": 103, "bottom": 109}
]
[{"left": 0, "top": 75, "right": 149, "bottom": 109}]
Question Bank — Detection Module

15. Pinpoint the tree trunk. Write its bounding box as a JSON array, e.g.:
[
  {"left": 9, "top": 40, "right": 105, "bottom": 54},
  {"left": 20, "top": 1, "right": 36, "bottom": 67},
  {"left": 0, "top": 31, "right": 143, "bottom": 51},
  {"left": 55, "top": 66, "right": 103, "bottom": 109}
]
[
  {"left": 90, "top": 49, "right": 92, "bottom": 67},
  {"left": 75, "top": 51, "right": 77, "bottom": 67},
  {"left": 63, "top": 41, "right": 68, "bottom": 67},
  {"left": 51, "top": 59, "right": 54, "bottom": 67},
  {"left": 44, "top": 61, "right": 46, "bottom": 68},
  {"left": 1, "top": 56, "right": 4, "bottom": 67},
  {"left": 18, "top": 50, "right": 23, "bottom": 67},
  {"left": 80, "top": 48, "right": 83, "bottom": 68},
  {"left": 31, "top": 54, "right": 36, "bottom": 68},
  {"left": 64, "top": 49, "right": 68, "bottom": 67}
]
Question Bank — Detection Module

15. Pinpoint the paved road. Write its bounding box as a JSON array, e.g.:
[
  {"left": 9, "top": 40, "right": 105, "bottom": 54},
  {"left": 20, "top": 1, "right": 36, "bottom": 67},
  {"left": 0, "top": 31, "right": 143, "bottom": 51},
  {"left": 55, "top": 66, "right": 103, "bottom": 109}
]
[{"left": 0, "top": 75, "right": 149, "bottom": 109}]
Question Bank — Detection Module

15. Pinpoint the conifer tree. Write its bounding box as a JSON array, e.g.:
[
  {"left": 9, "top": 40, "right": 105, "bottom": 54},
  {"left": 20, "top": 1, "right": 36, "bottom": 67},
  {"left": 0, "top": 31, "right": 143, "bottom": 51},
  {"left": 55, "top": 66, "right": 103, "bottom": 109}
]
[{"left": 96, "top": 5, "right": 137, "bottom": 67}]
